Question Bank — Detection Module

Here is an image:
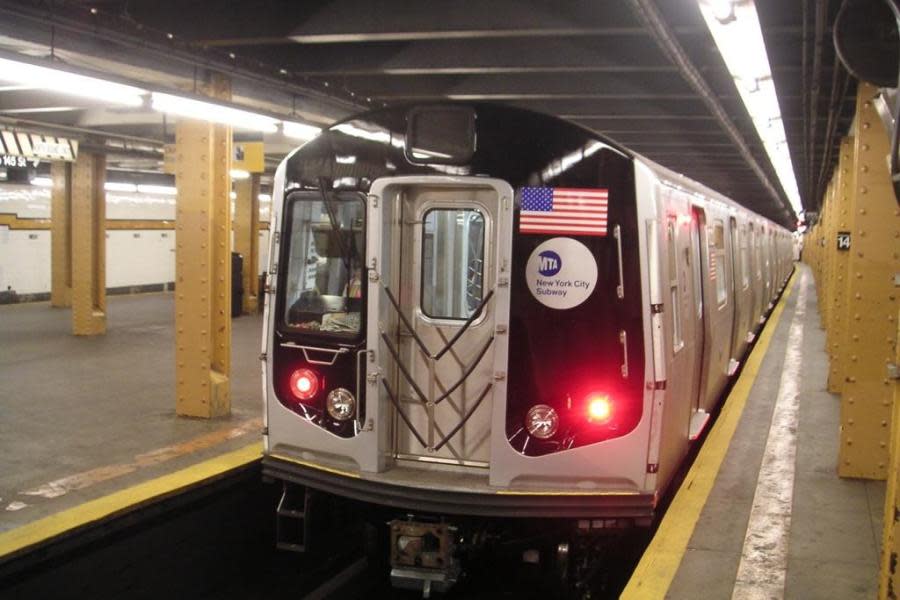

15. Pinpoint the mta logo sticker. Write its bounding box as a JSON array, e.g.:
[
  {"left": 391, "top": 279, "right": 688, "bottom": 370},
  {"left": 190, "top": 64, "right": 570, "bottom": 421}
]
[
  {"left": 537, "top": 250, "right": 562, "bottom": 276},
  {"left": 526, "top": 238, "right": 598, "bottom": 310}
]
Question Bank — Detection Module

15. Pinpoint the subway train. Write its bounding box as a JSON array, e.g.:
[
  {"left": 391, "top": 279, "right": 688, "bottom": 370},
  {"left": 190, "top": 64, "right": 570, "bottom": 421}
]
[{"left": 260, "top": 103, "right": 793, "bottom": 593}]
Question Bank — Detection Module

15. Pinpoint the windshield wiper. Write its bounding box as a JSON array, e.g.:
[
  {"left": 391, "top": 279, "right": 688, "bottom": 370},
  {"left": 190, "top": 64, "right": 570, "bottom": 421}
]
[{"left": 317, "top": 177, "right": 353, "bottom": 274}]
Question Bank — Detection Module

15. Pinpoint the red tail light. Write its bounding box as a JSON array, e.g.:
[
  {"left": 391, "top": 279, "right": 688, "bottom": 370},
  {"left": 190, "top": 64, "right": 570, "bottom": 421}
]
[
  {"left": 290, "top": 368, "right": 319, "bottom": 401},
  {"left": 586, "top": 393, "right": 612, "bottom": 424}
]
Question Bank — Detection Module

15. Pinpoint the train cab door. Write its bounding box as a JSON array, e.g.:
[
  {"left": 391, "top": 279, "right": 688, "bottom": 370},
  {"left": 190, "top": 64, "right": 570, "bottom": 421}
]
[
  {"left": 365, "top": 176, "right": 513, "bottom": 470},
  {"left": 687, "top": 206, "right": 707, "bottom": 436}
]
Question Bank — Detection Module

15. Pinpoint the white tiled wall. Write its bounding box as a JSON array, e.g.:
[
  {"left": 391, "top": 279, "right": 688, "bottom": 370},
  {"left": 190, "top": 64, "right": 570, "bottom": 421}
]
[{"left": 0, "top": 183, "right": 271, "bottom": 296}]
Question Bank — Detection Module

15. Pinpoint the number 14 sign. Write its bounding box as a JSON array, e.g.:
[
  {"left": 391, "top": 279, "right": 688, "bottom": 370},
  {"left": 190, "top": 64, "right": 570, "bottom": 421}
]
[{"left": 836, "top": 231, "right": 851, "bottom": 251}]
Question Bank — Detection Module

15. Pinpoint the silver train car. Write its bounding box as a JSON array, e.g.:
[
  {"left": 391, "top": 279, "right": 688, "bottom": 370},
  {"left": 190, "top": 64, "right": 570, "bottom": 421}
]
[{"left": 260, "top": 104, "right": 793, "bottom": 592}]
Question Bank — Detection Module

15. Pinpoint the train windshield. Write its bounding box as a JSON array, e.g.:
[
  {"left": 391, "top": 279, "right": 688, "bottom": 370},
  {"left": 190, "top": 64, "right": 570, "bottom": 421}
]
[{"left": 282, "top": 191, "right": 365, "bottom": 336}]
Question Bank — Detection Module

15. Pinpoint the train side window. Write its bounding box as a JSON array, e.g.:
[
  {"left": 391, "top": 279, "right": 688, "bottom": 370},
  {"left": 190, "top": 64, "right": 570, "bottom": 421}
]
[
  {"left": 421, "top": 208, "right": 485, "bottom": 320},
  {"left": 667, "top": 218, "right": 683, "bottom": 352},
  {"left": 713, "top": 220, "right": 727, "bottom": 307}
]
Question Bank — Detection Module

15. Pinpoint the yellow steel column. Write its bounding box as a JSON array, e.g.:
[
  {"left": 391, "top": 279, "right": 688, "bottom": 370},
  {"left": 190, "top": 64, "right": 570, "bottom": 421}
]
[
  {"left": 838, "top": 82, "right": 900, "bottom": 479},
  {"left": 827, "top": 137, "right": 855, "bottom": 394},
  {"left": 70, "top": 152, "right": 106, "bottom": 336},
  {"left": 50, "top": 161, "right": 72, "bottom": 308},
  {"left": 233, "top": 173, "right": 260, "bottom": 314},
  {"left": 174, "top": 73, "right": 232, "bottom": 418},
  {"left": 880, "top": 314, "right": 900, "bottom": 599}
]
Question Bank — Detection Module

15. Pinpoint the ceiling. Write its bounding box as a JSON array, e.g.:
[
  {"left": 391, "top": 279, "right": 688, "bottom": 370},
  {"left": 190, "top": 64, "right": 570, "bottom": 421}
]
[{"left": 0, "top": 0, "right": 863, "bottom": 228}]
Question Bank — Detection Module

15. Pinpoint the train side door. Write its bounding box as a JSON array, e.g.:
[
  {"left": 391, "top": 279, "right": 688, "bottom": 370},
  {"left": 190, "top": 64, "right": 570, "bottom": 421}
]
[
  {"left": 366, "top": 176, "right": 513, "bottom": 469},
  {"left": 688, "top": 206, "right": 707, "bottom": 425},
  {"left": 727, "top": 217, "right": 742, "bottom": 368}
]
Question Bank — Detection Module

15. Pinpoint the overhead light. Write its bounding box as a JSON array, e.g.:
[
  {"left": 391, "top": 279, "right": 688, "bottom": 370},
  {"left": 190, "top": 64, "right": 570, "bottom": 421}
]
[
  {"left": 137, "top": 184, "right": 177, "bottom": 196},
  {"left": 105, "top": 182, "right": 138, "bottom": 193},
  {"left": 151, "top": 92, "right": 279, "bottom": 133},
  {"left": 282, "top": 120, "right": 322, "bottom": 141},
  {"left": 230, "top": 191, "right": 237, "bottom": 200},
  {"left": 258, "top": 193, "right": 272, "bottom": 202},
  {"left": 230, "top": 169, "right": 251, "bottom": 180},
  {"left": 335, "top": 155, "right": 357, "bottom": 164},
  {"left": 698, "top": 0, "right": 802, "bottom": 215},
  {"left": 0, "top": 57, "right": 146, "bottom": 107},
  {"left": 29, "top": 176, "right": 52, "bottom": 187}
]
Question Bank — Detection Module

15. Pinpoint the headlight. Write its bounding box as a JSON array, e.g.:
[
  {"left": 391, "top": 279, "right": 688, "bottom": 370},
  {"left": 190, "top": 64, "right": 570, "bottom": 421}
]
[
  {"left": 326, "top": 388, "right": 356, "bottom": 421},
  {"left": 525, "top": 404, "right": 558, "bottom": 439}
]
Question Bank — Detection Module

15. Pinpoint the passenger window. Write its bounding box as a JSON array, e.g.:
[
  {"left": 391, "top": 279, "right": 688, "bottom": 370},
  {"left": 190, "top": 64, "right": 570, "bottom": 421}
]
[
  {"left": 667, "top": 219, "right": 683, "bottom": 352},
  {"left": 713, "top": 221, "right": 727, "bottom": 307},
  {"left": 421, "top": 208, "right": 485, "bottom": 320}
]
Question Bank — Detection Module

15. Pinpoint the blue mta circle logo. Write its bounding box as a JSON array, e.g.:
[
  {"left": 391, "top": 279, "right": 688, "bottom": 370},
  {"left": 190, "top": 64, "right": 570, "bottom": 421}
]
[{"left": 537, "top": 250, "right": 562, "bottom": 276}]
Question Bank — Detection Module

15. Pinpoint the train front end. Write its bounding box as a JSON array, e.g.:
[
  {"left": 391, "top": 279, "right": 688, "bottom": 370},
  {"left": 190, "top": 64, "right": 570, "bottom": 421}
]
[{"left": 261, "top": 104, "right": 658, "bottom": 588}]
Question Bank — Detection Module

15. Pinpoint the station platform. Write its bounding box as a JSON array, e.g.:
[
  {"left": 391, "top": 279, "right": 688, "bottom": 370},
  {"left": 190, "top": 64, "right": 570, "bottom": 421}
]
[
  {"left": 0, "top": 293, "right": 264, "bottom": 557},
  {"left": 624, "top": 263, "right": 884, "bottom": 599}
]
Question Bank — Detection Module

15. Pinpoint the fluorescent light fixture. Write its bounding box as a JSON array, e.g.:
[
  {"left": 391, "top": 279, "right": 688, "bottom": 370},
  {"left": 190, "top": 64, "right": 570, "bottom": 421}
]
[
  {"left": 29, "top": 176, "right": 52, "bottom": 187},
  {"left": 0, "top": 57, "right": 146, "bottom": 107},
  {"left": 282, "top": 120, "right": 322, "bottom": 141},
  {"left": 258, "top": 193, "right": 272, "bottom": 202},
  {"left": 698, "top": 0, "right": 802, "bottom": 214},
  {"left": 151, "top": 92, "right": 279, "bottom": 133},
  {"left": 230, "top": 169, "right": 251, "bottom": 180},
  {"left": 335, "top": 155, "right": 357, "bottom": 164},
  {"left": 105, "top": 182, "right": 138, "bottom": 193},
  {"left": 137, "top": 184, "right": 177, "bottom": 196}
]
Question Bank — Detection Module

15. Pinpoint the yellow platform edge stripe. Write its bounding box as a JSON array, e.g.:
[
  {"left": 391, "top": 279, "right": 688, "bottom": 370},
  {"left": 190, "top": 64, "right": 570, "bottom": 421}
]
[
  {"left": 0, "top": 442, "right": 262, "bottom": 560},
  {"left": 621, "top": 270, "right": 797, "bottom": 599}
]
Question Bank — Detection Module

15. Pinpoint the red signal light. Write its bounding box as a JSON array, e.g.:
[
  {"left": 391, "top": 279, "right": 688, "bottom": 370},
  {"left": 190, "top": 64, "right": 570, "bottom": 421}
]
[
  {"left": 290, "top": 368, "right": 319, "bottom": 401},
  {"left": 586, "top": 393, "right": 612, "bottom": 424}
]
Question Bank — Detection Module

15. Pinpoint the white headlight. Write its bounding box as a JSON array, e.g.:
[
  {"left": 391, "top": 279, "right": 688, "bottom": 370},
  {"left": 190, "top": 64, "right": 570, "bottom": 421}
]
[
  {"left": 525, "top": 404, "right": 558, "bottom": 439},
  {"left": 326, "top": 388, "right": 356, "bottom": 421}
]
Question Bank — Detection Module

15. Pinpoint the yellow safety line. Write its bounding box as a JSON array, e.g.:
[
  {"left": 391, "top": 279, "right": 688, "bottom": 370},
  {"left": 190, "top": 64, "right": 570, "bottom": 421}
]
[
  {"left": 621, "top": 271, "right": 797, "bottom": 599},
  {"left": 0, "top": 442, "right": 262, "bottom": 560}
]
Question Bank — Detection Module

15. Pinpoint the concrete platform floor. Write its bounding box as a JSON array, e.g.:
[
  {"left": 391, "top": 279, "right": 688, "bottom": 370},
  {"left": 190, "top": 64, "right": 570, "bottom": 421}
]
[
  {"left": 667, "top": 265, "right": 884, "bottom": 599},
  {"left": 0, "top": 293, "right": 263, "bottom": 533}
]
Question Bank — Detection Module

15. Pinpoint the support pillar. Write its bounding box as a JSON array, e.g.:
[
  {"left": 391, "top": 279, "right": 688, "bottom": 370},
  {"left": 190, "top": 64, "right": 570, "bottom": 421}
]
[
  {"left": 827, "top": 137, "right": 855, "bottom": 394},
  {"left": 174, "top": 73, "right": 232, "bottom": 418},
  {"left": 50, "top": 161, "right": 72, "bottom": 307},
  {"left": 837, "top": 82, "right": 900, "bottom": 479},
  {"left": 880, "top": 314, "right": 900, "bottom": 599},
  {"left": 70, "top": 152, "right": 106, "bottom": 336},
  {"left": 234, "top": 174, "right": 260, "bottom": 314}
]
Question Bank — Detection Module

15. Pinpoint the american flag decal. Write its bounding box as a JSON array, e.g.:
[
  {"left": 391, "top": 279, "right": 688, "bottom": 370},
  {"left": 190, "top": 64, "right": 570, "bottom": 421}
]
[{"left": 519, "top": 187, "right": 608, "bottom": 236}]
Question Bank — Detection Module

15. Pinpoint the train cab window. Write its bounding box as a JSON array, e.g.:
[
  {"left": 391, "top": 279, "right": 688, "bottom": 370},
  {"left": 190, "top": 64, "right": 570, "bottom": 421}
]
[
  {"left": 421, "top": 208, "right": 485, "bottom": 320},
  {"left": 713, "top": 220, "right": 727, "bottom": 307},
  {"left": 282, "top": 193, "right": 365, "bottom": 335},
  {"left": 667, "top": 219, "right": 683, "bottom": 352}
]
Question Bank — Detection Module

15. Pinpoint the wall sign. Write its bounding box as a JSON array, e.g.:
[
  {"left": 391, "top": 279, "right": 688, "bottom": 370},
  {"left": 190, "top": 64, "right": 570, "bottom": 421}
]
[
  {"left": 836, "top": 231, "right": 851, "bottom": 251},
  {"left": 0, "top": 131, "right": 77, "bottom": 162},
  {"left": 525, "top": 237, "right": 598, "bottom": 309}
]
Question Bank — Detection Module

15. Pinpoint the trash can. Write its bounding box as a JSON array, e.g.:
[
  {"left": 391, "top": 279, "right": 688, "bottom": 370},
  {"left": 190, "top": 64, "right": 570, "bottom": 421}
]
[{"left": 231, "top": 252, "right": 243, "bottom": 318}]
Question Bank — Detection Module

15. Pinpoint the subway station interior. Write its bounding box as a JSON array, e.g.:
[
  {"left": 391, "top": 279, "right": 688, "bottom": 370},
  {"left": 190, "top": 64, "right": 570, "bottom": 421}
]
[{"left": 0, "top": 0, "right": 898, "bottom": 598}]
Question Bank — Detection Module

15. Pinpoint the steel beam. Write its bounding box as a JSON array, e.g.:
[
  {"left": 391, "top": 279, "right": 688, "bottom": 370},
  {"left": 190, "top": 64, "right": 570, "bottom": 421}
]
[
  {"left": 50, "top": 161, "right": 72, "bottom": 308},
  {"left": 624, "top": 0, "right": 794, "bottom": 225},
  {"left": 837, "top": 83, "right": 900, "bottom": 480},
  {"left": 174, "top": 72, "right": 232, "bottom": 418},
  {"left": 70, "top": 151, "right": 106, "bottom": 336},
  {"left": 234, "top": 174, "right": 260, "bottom": 315}
]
